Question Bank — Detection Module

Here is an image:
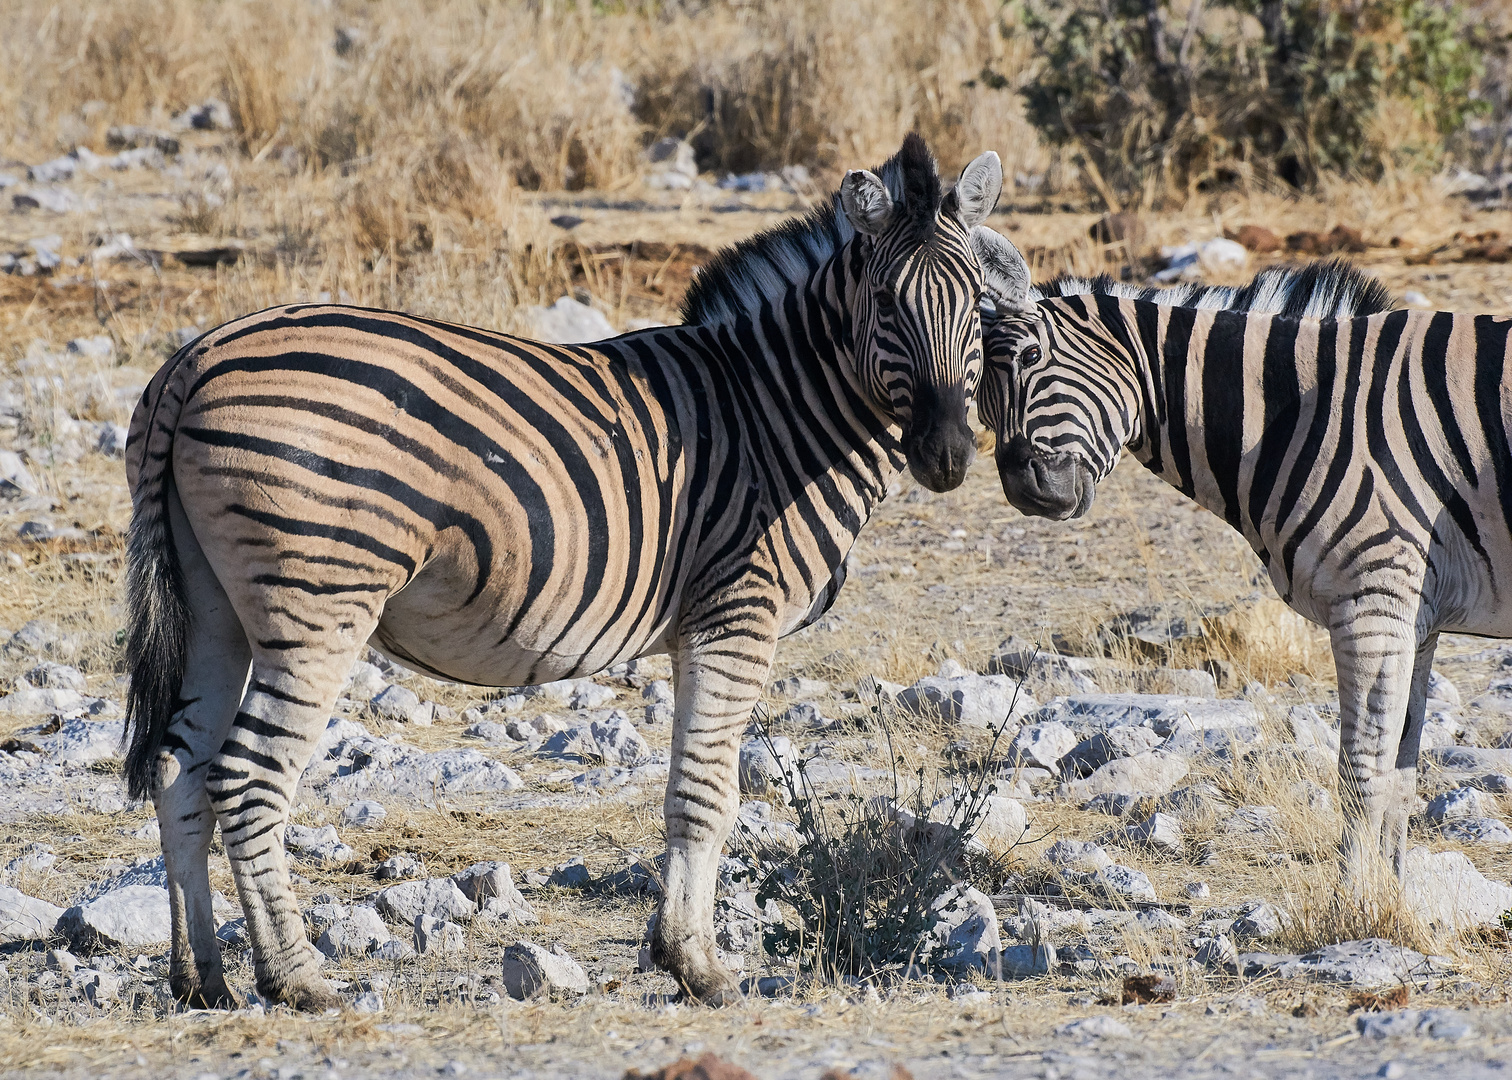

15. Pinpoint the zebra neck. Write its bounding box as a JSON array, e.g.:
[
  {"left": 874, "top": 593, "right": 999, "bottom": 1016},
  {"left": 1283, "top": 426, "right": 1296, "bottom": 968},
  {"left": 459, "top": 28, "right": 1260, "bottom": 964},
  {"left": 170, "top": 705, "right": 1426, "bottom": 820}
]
[
  {"left": 679, "top": 254, "right": 905, "bottom": 512},
  {"left": 1126, "top": 301, "right": 1303, "bottom": 546}
]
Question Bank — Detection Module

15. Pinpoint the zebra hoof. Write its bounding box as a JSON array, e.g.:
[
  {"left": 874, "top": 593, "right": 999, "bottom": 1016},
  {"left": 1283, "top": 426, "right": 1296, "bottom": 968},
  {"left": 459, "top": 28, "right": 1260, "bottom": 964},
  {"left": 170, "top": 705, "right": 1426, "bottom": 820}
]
[
  {"left": 258, "top": 977, "right": 343, "bottom": 1013},
  {"left": 171, "top": 972, "right": 240, "bottom": 1011}
]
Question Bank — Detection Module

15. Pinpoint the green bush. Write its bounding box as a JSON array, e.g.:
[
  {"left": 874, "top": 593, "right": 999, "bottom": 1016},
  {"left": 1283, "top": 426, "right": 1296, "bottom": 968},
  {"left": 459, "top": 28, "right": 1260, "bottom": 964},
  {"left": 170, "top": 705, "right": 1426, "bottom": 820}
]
[{"left": 1013, "top": 0, "right": 1488, "bottom": 205}]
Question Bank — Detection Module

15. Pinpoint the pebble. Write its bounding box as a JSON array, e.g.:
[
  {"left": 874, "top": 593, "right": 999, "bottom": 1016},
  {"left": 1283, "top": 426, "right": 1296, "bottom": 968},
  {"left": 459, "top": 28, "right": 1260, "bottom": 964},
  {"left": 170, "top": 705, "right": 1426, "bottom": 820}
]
[
  {"left": 375, "top": 878, "right": 475, "bottom": 925},
  {"left": 340, "top": 800, "right": 387, "bottom": 828}
]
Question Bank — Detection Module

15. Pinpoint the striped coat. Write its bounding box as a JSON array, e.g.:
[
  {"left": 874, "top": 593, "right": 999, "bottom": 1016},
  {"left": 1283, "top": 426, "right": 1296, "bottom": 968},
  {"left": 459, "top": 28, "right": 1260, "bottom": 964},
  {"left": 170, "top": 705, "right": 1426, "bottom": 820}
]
[
  {"left": 979, "top": 244, "right": 1512, "bottom": 880},
  {"left": 123, "top": 134, "right": 1017, "bottom": 1009}
]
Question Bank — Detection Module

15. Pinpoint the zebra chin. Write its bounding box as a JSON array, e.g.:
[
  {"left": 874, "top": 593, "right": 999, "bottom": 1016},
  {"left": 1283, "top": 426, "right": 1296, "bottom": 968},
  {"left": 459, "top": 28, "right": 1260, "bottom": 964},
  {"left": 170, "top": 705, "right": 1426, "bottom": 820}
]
[
  {"left": 996, "top": 435, "right": 1096, "bottom": 520},
  {"left": 902, "top": 386, "right": 976, "bottom": 492}
]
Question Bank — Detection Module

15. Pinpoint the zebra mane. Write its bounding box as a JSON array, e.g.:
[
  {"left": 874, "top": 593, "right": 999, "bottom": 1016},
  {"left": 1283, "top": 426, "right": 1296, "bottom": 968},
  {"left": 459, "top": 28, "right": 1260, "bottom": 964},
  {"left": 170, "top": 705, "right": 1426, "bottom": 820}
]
[
  {"left": 1030, "top": 259, "right": 1393, "bottom": 320},
  {"left": 680, "top": 133, "right": 943, "bottom": 327}
]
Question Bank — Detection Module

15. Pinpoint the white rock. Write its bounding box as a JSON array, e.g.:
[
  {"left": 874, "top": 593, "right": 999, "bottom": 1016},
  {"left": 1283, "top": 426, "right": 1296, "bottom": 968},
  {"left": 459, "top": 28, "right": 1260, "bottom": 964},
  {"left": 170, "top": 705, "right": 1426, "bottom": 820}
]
[
  {"left": 769, "top": 676, "right": 831, "bottom": 699},
  {"left": 589, "top": 710, "right": 650, "bottom": 765},
  {"left": 1427, "top": 670, "right": 1461, "bottom": 708},
  {"left": 1198, "top": 237, "right": 1249, "bottom": 275},
  {"left": 1008, "top": 721, "right": 1079, "bottom": 773},
  {"left": 284, "top": 824, "right": 354, "bottom": 867},
  {"left": 1121, "top": 811, "right": 1183, "bottom": 855},
  {"left": 1425, "top": 788, "right": 1484, "bottom": 822},
  {"left": 1231, "top": 900, "right": 1290, "bottom": 940},
  {"left": 1441, "top": 817, "right": 1512, "bottom": 846},
  {"left": 455, "top": 861, "right": 538, "bottom": 923},
  {"left": 1041, "top": 694, "right": 1258, "bottom": 736},
  {"left": 0, "top": 687, "right": 88, "bottom": 716},
  {"left": 897, "top": 674, "right": 1037, "bottom": 730},
  {"left": 1094, "top": 864, "right": 1157, "bottom": 903},
  {"left": 1063, "top": 725, "right": 1162, "bottom": 776},
  {"left": 1222, "top": 805, "right": 1281, "bottom": 835},
  {"left": 61, "top": 885, "right": 170, "bottom": 950},
  {"left": 26, "top": 662, "right": 85, "bottom": 692},
  {"left": 738, "top": 736, "right": 799, "bottom": 798},
  {"left": 527, "top": 297, "right": 616, "bottom": 345},
  {"left": 924, "top": 885, "right": 1001, "bottom": 976},
  {"left": 1256, "top": 938, "right": 1449, "bottom": 989},
  {"left": 1056, "top": 1015, "right": 1132, "bottom": 1039},
  {"left": 501, "top": 940, "right": 589, "bottom": 998},
  {"left": 0, "top": 884, "right": 63, "bottom": 943},
  {"left": 414, "top": 914, "right": 466, "bottom": 955},
  {"left": 40, "top": 716, "right": 126, "bottom": 764},
  {"left": 375, "top": 878, "right": 476, "bottom": 925},
  {"left": 343, "top": 661, "right": 389, "bottom": 703},
  {"left": 1044, "top": 839, "right": 1111, "bottom": 872},
  {"left": 1065, "top": 751, "right": 1189, "bottom": 799},
  {"left": 340, "top": 800, "right": 387, "bottom": 828},
  {"left": 1404, "top": 847, "right": 1512, "bottom": 931},
  {"left": 370, "top": 684, "right": 423, "bottom": 723},
  {"left": 1286, "top": 705, "right": 1340, "bottom": 752},
  {"left": 0, "top": 450, "right": 38, "bottom": 496},
  {"left": 316, "top": 905, "right": 392, "bottom": 958}
]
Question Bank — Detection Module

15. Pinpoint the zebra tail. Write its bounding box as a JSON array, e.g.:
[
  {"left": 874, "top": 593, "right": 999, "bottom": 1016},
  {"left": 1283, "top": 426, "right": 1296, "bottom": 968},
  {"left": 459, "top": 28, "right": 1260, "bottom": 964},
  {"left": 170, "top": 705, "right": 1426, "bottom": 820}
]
[{"left": 122, "top": 363, "right": 194, "bottom": 804}]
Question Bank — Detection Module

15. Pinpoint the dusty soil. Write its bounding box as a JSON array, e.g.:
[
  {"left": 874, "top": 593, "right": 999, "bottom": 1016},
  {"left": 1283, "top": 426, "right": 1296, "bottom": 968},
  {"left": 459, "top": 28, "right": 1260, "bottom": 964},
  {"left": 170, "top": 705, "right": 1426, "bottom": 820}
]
[{"left": 5, "top": 144, "right": 1512, "bottom": 1078}]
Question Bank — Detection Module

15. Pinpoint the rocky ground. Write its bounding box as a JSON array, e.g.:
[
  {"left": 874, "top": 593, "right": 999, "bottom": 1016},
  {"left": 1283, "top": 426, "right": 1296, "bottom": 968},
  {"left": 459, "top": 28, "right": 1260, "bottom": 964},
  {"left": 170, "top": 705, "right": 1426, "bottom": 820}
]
[{"left": 7, "top": 125, "right": 1512, "bottom": 1078}]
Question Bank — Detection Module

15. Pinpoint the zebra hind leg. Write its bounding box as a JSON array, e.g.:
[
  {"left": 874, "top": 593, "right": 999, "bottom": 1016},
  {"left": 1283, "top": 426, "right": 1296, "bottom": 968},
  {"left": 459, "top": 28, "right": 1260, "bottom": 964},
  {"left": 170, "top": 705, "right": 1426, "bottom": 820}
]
[
  {"left": 206, "top": 638, "right": 374, "bottom": 1012},
  {"left": 652, "top": 641, "right": 773, "bottom": 1004},
  {"left": 1330, "top": 602, "right": 1420, "bottom": 887},
  {"left": 155, "top": 491, "right": 252, "bottom": 1008}
]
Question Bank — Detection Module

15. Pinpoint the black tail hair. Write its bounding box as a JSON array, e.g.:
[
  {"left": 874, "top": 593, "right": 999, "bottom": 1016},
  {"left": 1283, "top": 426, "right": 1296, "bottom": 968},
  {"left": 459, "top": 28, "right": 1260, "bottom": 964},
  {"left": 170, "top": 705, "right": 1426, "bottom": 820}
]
[{"left": 122, "top": 447, "right": 190, "bottom": 803}]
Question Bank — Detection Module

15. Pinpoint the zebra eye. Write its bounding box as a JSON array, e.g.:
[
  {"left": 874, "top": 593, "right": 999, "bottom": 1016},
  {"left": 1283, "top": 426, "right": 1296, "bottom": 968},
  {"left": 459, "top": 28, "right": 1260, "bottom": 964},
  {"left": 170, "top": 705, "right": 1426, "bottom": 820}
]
[
  {"left": 875, "top": 290, "right": 897, "bottom": 312},
  {"left": 1019, "top": 344, "right": 1042, "bottom": 366}
]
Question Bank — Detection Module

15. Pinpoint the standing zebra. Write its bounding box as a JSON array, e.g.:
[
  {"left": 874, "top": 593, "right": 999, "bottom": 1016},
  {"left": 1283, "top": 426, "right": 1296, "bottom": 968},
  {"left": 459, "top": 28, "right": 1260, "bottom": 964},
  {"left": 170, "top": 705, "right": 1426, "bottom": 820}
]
[
  {"left": 973, "top": 242, "right": 1503, "bottom": 882},
  {"left": 124, "top": 134, "right": 1019, "bottom": 1010}
]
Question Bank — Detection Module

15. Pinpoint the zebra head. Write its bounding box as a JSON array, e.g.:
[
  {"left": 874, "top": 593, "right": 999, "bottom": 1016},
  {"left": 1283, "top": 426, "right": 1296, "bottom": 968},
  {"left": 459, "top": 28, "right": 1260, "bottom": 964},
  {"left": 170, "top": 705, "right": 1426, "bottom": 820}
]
[
  {"left": 975, "top": 235, "right": 1129, "bottom": 520},
  {"left": 838, "top": 135, "right": 1007, "bottom": 492}
]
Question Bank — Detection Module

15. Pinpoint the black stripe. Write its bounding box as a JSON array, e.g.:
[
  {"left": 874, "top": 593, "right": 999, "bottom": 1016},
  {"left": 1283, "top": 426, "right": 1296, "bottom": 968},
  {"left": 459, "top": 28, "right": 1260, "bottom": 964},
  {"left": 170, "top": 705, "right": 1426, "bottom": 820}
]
[{"left": 1201, "top": 310, "right": 1247, "bottom": 527}]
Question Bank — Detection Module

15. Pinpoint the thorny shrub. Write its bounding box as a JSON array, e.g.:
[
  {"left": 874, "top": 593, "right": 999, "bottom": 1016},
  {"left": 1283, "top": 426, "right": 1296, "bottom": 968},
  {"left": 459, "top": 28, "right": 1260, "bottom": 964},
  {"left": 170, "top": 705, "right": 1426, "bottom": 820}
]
[{"left": 745, "top": 692, "right": 1026, "bottom": 982}]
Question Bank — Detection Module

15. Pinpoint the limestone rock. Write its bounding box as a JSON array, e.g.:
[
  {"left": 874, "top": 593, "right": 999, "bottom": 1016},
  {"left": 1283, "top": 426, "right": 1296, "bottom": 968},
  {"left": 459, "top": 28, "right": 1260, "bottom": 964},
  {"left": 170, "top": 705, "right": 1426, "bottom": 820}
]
[
  {"left": 769, "top": 676, "right": 831, "bottom": 699},
  {"left": 1065, "top": 751, "right": 1189, "bottom": 800},
  {"left": 375, "top": 878, "right": 476, "bottom": 925},
  {"left": 1287, "top": 705, "right": 1340, "bottom": 752},
  {"left": 1092, "top": 864, "right": 1157, "bottom": 903},
  {"left": 527, "top": 297, "right": 616, "bottom": 344},
  {"left": 896, "top": 674, "right": 1037, "bottom": 730},
  {"left": 414, "top": 914, "right": 466, "bottom": 955},
  {"left": 39, "top": 716, "right": 125, "bottom": 764},
  {"left": 1035, "top": 694, "right": 1258, "bottom": 737},
  {"left": 1007, "top": 721, "right": 1079, "bottom": 773},
  {"left": 284, "top": 824, "right": 354, "bottom": 867},
  {"left": 369, "top": 684, "right": 423, "bottom": 724},
  {"left": 315, "top": 906, "right": 393, "bottom": 958},
  {"left": 340, "top": 800, "right": 387, "bottom": 828},
  {"left": 343, "top": 661, "right": 389, "bottom": 703},
  {"left": 61, "top": 885, "right": 171, "bottom": 951},
  {"left": 1120, "top": 811, "right": 1183, "bottom": 856},
  {"left": 738, "top": 736, "right": 799, "bottom": 798},
  {"left": 1001, "top": 941, "right": 1057, "bottom": 977},
  {"left": 1441, "top": 817, "right": 1512, "bottom": 845},
  {"left": 589, "top": 711, "right": 650, "bottom": 765},
  {"left": 1404, "top": 847, "right": 1512, "bottom": 931},
  {"left": 924, "top": 885, "right": 1001, "bottom": 976},
  {"left": 1425, "top": 747, "right": 1512, "bottom": 774},
  {"left": 1230, "top": 901, "right": 1290, "bottom": 941},
  {"left": 548, "top": 857, "right": 591, "bottom": 889},
  {"left": 1244, "top": 938, "right": 1450, "bottom": 989},
  {"left": 453, "top": 861, "right": 537, "bottom": 924},
  {"left": 0, "top": 884, "right": 63, "bottom": 943},
  {"left": 1062, "top": 725, "right": 1162, "bottom": 777},
  {"left": 1425, "top": 787, "right": 1485, "bottom": 822},
  {"left": 501, "top": 940, "right": 589, "bottom": 998},
  {"left": 1044, "top": 839, "right": 1111, "bottom": 872}
]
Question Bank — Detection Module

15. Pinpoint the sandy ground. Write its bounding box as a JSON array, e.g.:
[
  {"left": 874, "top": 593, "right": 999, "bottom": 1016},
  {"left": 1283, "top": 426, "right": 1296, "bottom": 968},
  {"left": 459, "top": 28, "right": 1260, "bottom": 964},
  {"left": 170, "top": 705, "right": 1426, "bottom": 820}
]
[{"left": 6, "top": 145, "right": 1512, "bottom": 1078}]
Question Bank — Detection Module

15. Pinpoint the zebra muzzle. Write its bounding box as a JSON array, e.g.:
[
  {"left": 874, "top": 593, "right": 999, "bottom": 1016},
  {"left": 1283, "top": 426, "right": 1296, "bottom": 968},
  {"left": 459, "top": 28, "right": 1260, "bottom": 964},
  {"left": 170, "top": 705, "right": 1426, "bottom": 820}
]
[
  {"left": 996, "top": 434, "right": 1095, "bottom": 520},
  {"left": 903, "top": 385, "right": 976, "bottom": 493}
]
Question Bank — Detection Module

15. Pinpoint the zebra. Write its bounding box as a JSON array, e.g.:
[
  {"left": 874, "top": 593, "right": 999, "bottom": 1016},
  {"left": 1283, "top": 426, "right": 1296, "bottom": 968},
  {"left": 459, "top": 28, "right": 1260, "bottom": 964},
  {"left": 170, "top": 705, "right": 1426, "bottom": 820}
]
[
  {"left": 123, "top": 134, "right": 1021, "bottom": 1010},
  {"left": 972, "top": 242, "right": 1503, "bottom": 884}
]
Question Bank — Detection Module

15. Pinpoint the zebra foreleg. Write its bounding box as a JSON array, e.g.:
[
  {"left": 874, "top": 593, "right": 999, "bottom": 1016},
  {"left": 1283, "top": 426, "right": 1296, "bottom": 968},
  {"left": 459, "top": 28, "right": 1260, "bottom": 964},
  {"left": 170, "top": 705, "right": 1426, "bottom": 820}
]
[
  {"left": 1386, "top": 633, "right": 1438, "bottom": 877},
  {"left": 206, "top": 644, "right": 367, "bottom": 1012},
  {"left": 653, "top": 637, "right": 774, "bottom": 1004},
  {"left": 155, "top": 494, "right": 252, "bottom": 1008},
  {"left": 1331, "top": 601, "right": 1420, "bottom": 886}
]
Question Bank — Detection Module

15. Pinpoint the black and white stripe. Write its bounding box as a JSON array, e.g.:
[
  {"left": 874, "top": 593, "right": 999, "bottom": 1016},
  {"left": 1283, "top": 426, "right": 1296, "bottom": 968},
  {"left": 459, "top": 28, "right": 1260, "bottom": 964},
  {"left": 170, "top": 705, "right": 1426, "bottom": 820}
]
[
  {"left": 980, "top": 244, "right": 1512, "bottom": 883},
  {"left": 122, "top": 134, "right": 1015, "bottom": 1010}
]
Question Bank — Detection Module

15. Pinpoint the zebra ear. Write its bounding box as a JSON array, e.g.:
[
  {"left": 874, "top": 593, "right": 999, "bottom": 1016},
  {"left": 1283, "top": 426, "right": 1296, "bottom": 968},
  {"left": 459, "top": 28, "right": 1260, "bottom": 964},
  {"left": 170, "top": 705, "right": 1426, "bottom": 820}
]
[
  {"left": 840, "top": 169, "right": 895, "bottom": 236},
  {"left": 972, "top": 226, "right": 1033, "bottom": 313},
  {"left": 954, "top": 151, "right": 1002, "bottom": 228}
]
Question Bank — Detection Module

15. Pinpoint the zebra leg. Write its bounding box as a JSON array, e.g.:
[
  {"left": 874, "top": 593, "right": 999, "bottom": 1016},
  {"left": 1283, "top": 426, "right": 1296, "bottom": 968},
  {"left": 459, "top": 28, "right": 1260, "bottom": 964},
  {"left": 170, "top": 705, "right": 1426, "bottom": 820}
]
[
  {"left": 205, "top": 642, "right": 370, "bottom": 1012},
  {"left": 1331, "top": 603, "right": 1420, "bottom": 885},
  {"left": 653, "top": 639, "right": 774, "bottom": 1004},
  {"left": 1385, "top": 633, "right": 1438, "bottom": 877},
  {"left": 154, "top": 490, "right": 251, "bottom": 1008}
]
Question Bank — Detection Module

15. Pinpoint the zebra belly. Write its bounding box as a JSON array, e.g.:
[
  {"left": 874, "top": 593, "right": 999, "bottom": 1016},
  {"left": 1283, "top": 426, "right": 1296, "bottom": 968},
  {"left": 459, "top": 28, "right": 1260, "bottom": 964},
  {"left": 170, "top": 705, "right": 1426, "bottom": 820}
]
[{"left": 368, "top": 550, "right": 677, "bottom": 686}]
